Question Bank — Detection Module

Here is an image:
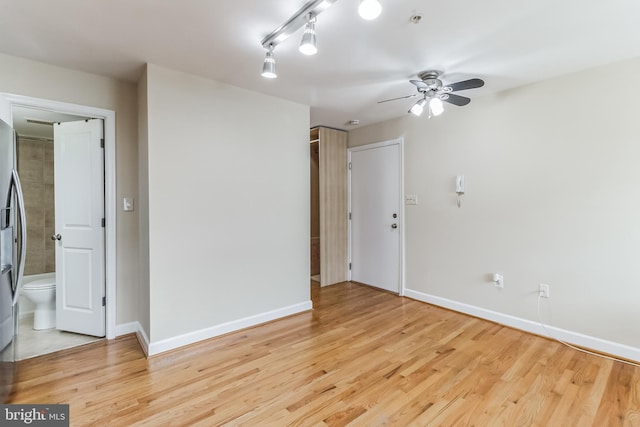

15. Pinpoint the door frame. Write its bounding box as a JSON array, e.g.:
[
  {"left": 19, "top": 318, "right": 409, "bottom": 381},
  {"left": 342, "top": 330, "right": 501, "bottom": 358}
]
[
  {"left": 347, "top": 138, "right": 405, "bottom": 296},
  {"left": 3, "top": 93, "right": 117, "bottom": 339}
]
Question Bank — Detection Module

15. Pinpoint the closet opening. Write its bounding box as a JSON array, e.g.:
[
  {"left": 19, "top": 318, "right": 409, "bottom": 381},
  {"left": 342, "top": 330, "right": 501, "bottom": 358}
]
[
  {"left": 308, "top": 126, "right": 348, "bottom": 287},
  {"left": 310, "top": 139, "right": 320, "bottom": 283}
]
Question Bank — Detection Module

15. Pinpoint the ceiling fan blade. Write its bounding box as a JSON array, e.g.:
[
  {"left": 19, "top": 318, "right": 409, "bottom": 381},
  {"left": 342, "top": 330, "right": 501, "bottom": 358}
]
[
  {"left": 445, "top": 78, "right": 485, "bottom": 92},
  {"left": 377, "top": 93, "right": 419, "bottom": 104},
  {"left": 441, "top": 93, "right": 471, "bottom": 106},
  {"left": 409, "top": 79, "right": 428, "bottom": 89}
]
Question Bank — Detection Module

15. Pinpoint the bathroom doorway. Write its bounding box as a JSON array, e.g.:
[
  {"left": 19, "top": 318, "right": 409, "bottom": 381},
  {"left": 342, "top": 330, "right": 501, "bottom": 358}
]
[
  {"left": 10, "top": 104, "right": 109, "bottom": 359},
  {"left": 2, "top": 93, "right": 118, "bottom": 347},
  {"left": 12, "top": 106, "right": 104, "bottom": 360}
]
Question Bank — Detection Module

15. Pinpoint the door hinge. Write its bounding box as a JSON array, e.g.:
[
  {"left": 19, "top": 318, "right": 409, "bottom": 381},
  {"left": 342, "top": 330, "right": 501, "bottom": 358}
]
[
  {"left": 348, "top": 162, "right": 352, "bottom": 170},
  {"left": 348, "top": 212, "right": 351, "bottom": 220},
  {"left": 100, "top": 138, "right": 105, "bottom": 148},
  {"left": 101, "top": 218, "right": 105, "bottom": 228},
  {"left": 349, "top": 262, "right": 352, "bottom": 270},
  {"left": 102, "top": 296, "right": 106, "bottom": 306}
]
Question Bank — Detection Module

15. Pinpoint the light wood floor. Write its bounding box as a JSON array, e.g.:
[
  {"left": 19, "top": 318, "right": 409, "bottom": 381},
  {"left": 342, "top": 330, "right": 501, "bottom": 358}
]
[{"left": 9, "top": 282, "right": 640, "bottom": 426}]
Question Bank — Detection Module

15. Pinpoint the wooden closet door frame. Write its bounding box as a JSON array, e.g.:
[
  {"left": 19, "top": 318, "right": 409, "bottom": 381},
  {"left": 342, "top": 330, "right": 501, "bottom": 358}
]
[{"left": 318, "top": 127, "right": 348, "bottom": 286}]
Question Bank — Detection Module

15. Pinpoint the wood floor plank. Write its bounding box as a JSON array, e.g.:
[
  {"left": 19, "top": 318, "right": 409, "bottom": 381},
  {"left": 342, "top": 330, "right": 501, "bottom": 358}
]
[{"left": 8, "top": 281, "right": 640, "bottom": 426}]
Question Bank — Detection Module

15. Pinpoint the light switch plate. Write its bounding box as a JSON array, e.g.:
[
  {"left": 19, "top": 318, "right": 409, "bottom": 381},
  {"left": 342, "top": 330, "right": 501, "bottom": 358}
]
[
  {"left": 123, "top": 197, "right": 134, "bottom": 212},
  {"left": 405, "top": 194, "right": 418, "bottom": 205}
]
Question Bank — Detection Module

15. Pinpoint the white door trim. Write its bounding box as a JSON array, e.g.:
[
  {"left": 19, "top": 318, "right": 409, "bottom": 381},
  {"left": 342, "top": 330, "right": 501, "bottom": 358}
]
[
  {"left": 348, "top": 138, "right": 405, "bottom": 296},
  {"left": 3, "top": 93, "right": 117, "bottom": 339}
]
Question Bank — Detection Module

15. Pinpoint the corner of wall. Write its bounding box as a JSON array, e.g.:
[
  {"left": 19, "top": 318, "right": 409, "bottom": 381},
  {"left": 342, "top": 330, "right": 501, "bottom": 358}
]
[
  {"left": 136, "top": 65, "right": 151, "bottom": 338},
  {"left": 115, "top": 320, "right": 150, "bottom": 357}
]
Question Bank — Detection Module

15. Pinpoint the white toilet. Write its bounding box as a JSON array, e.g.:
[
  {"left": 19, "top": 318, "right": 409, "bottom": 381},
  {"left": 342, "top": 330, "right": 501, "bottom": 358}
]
[{"left": 22, "top": 273, "right": 56, "bottom": 330}]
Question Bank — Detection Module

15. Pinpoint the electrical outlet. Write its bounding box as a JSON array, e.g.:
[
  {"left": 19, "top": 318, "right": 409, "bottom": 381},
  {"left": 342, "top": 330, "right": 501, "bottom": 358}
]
[{"left": 539, "top": 284, "right": 550, "bottom": 298}]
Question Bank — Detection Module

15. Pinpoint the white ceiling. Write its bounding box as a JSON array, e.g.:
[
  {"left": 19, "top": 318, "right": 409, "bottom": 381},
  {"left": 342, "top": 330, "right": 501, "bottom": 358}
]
[{"left": 1, "top": 0, "right": 639, "bottom": 130}]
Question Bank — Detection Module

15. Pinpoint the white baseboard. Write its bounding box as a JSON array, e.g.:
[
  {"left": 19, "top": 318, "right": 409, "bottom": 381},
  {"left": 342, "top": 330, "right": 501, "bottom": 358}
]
[
  {"left": 115, "top": 321, "right": 150, "bottom": 356},
  {"left": 147, "top": 301, "right": 313, "bottom": 356},
  {"left": 404, "top": 289, "right": 640, "bottom": 363},
  {"left": 115, "top": 321, "right": 138, "bottom": 336},
  {"left": 136, "top": 324, "right": 150, "bottom": 357}
]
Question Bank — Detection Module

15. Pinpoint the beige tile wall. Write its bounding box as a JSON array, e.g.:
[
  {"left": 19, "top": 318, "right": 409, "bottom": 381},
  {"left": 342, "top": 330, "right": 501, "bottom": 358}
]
[{"left": 17, "top": 137, "right": 55, "bottom": 275}]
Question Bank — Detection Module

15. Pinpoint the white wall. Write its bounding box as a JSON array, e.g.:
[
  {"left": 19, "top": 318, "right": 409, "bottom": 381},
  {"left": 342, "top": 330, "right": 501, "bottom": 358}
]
[
  {"left": 0, "top": 53, "right": 140, "bottom": 325},
  {"left": 144, "top": 64, "right": 310, "bottom": 345},
  {"left": 349, "top": 57, "right": 640, "bottom": 355}
]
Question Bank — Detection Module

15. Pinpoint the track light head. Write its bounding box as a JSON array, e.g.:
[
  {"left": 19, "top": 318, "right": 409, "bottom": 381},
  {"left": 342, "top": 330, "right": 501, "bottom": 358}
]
[
  {"left": 409, "top": 97, "right": 427, "bottom": 116},
  {"left": 261, "top": 46, "right": 277, "bottom": 79},
  {"left": 299, "top": 14, "right": 318, "bottom": 55},
  {"left": 359, "top": 0, "right": 382, "bottom": 20}
]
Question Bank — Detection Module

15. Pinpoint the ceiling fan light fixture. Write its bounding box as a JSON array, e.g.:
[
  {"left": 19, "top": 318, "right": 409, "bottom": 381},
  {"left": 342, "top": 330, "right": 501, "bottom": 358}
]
[
  {"left": 409, "top": 98, "right": 427, "bottom": 116},
  {"left": 430, "top": 97, "right": 444, "bottom": 116},
  {"left": 261, "top": 47, "right": 277, "bottom": 79},
  {"left": 358, "top": 0, "right": 382, "bottom": 20},
  {"left": 299, "top": 14, "right": 318, "bottom": 55}
]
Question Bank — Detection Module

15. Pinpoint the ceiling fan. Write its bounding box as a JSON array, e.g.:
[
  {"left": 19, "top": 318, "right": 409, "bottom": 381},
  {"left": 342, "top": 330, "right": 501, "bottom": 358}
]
[{"left": 378, "top": 71, "right": 485, "bottom": 117}]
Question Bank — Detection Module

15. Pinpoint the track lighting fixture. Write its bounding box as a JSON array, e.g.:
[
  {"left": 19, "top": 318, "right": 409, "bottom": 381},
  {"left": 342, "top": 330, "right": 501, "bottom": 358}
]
[
  {"left": 261, "top": 0, "right": 337, "bottom": 51},
  {"left": 261, "top": 45, "right": 277, "bottom": 79},
  {"left": 299, "top": 14, "right": 318, "bottom": 55},
  {"left": 409, "top": 97, "right": 427, "bottom": 116},
  {"left": 358, "top": 0, "right": 382, "bottom": 20},
  {"left": 260, "top": 0, "right": 383, "bottom": 78}
]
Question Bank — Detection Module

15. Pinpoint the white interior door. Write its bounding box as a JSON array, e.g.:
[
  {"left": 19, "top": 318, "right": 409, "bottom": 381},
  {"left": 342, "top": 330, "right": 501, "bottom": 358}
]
[
  {"left": 349, "top": 140, "right": 402, "bottom": 293},
  {"left": 54, "top": 119, "right": 105, "bottom": 337}
]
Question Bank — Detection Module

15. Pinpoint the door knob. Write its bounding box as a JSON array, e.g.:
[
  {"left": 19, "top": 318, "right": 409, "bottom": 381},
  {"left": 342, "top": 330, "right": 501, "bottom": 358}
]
[
  {"left": 391, "top": 224, "right": 398, "bottom": 229},
  {"left": 51, "top": 233, "right": 62, "bottom": 241}
]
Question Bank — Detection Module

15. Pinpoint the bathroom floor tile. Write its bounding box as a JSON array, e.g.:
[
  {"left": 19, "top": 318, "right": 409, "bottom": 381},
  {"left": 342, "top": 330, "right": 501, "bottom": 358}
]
[{"left": 16, "top": 314, "right": 102, "bottom": 360}]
